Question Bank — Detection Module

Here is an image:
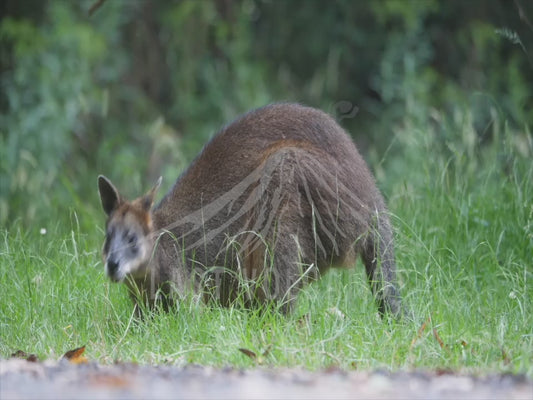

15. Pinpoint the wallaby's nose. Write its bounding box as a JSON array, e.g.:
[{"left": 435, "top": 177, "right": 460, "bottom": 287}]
[{"left": 107, "top": 260, "right": 119, "bottom": 277}]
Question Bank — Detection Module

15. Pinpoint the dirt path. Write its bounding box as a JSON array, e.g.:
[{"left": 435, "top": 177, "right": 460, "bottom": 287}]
[{"left": 1, "top": 358, "right": 531, "bottom": 399}]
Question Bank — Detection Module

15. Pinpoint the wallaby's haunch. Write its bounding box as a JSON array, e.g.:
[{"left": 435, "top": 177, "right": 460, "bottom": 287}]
[{"left": 98, "top": 103, "right": 402, "bottom": 316}]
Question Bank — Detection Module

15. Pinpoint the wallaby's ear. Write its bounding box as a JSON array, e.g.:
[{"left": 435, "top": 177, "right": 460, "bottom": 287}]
[
  {"left": 98, "top": 175, "right": 121, "bottom": 216},
  {"left": 141, "top": 176, "right": 162, "bottom": 212}
]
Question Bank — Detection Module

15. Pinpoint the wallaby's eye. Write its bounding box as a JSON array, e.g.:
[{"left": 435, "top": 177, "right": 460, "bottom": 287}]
[{"left": 127, "top": 233, "right": 137, "bottom": 246}]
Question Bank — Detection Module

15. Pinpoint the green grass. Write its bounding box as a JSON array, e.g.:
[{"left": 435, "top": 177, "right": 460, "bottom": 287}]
[{"left": 1, "top": 122, "right": 531, "bottom": 377}]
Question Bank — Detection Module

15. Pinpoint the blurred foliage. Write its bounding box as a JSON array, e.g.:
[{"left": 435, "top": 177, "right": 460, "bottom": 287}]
[{"left": 0, "top": 0, "right": 532, "bottom": 227}]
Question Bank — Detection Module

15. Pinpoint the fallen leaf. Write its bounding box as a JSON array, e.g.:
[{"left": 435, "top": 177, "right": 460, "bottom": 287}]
[
  {"left": 435, "top": 368, "right": 453, "bottom": 376},
  {"left": 324, "top": 364, "right": 341, "bottom": 373},
  {"left": 90, "top": 374, "right": 131, "bottom": 388},
  {"left": 62, "top": 346, "right": 88, "bottom": 364},
  {"left": 238, "top": 347, "right": 271, "bottom": 365},
  {"left": 10, "top": 350, "right": 38, "bottom": 362},
  {"left": 238, "top": 348, "right": 257, "bottom": 360}
]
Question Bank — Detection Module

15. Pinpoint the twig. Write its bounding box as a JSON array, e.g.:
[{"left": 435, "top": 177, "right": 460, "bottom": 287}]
[
  {"left": 88, "top": 0, "right": 107, "bottom": 17},
  {"left": 433, "top": 328, "right": 449, "bottom": 353},
  {"left": 410, "top": 316, "right": 430, "bottom": 350}
]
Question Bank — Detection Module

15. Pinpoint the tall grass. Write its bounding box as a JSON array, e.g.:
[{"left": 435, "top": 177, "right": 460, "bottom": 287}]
[{"left": 0, "top": 111, "right": 531, "bottom": 376}]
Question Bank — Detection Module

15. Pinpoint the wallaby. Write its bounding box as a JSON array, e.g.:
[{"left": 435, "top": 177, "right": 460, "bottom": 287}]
[{"left": 98, "top": 103, "right": 402, "bottom": 316}]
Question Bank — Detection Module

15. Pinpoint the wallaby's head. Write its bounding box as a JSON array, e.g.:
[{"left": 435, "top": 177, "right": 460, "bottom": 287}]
[{"left": 97, "top": 175, "right": 162, "bottom": 283}]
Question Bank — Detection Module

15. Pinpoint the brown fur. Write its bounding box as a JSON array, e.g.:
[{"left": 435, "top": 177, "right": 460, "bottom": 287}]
[{"left": 98, "top": 103, "right": 402, "bottom": 316}]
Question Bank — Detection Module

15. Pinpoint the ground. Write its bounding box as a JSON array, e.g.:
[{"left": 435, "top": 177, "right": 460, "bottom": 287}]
[{"left": 1, "top": 358, "right": 531, "bottom": 400}]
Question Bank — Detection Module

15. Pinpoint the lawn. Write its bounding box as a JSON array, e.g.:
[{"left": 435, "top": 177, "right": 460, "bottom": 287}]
[{"left": 1, "top": 120, "right": 531, "bottom": 377}]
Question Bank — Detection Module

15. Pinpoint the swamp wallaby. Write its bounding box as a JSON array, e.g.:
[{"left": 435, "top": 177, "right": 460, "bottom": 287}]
[{"left": 98, "top": 103, "right": 402, "bottom": 316}]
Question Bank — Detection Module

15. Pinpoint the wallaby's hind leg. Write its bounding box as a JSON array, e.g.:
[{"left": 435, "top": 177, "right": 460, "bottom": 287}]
[
  {"left": 266, "top": 229, "right": 318, "bottom": 314},
  {"left": 362, "top": 212, "right": 402, "bottom": 317}
]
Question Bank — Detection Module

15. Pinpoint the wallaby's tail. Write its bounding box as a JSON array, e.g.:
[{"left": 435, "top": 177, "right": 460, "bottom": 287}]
[{"left": 362, "top": 206, "right": 402, "bottom": 318}]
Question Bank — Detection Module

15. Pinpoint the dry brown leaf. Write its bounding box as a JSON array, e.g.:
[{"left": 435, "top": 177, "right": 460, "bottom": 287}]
[
  {"left": 62, "top": 346, "right": 88, "bottom": 364},
  {"left": 435, "top": 368, "right": 453, "bottom": 376},
  {"left": 238, "top": 347, "right": 271, "bottom": 365},
  {"left": 89, "top": 374, "right": 131, "bottom": 388},
  {"left": 238, "top": 348, "right": 257, "bottom": 360},
  {"left": 324, "top": 364, "right": 342, "bottom": 374},
  {"left": 10, "top": 350, "right": 38, "bottom": 362}
]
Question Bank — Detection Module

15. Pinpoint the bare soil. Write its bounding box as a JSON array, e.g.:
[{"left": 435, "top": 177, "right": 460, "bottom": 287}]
[{"left": 1, "top": 358, "right": 531, "bottom": 400}]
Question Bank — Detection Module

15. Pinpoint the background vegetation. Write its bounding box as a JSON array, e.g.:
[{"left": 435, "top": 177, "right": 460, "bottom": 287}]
[{"left": 1, "top": 0, "right": 531, "bottom": 375}]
